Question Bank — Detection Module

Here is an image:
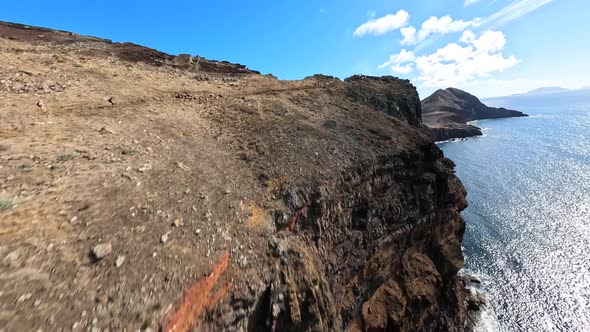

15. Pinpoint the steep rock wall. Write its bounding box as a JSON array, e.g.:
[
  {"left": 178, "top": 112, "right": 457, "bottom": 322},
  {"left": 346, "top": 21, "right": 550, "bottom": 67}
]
[
  {"left": 243, "top": 144, "right": 468, "bottom": 332},
  {"left": 199, "top": 77, "right": 469, "bottom": 331}
]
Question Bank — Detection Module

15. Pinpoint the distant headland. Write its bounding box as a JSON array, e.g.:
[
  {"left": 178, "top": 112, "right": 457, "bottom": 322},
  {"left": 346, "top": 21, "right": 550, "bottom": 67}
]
[{"left": 421, "top": 88, "right": 528, "bottom": 141}]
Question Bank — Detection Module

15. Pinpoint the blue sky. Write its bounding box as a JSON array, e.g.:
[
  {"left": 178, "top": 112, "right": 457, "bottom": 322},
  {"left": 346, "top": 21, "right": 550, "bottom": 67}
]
[{"left": 2, "top": 0, "right": 588, "bottom": 97}]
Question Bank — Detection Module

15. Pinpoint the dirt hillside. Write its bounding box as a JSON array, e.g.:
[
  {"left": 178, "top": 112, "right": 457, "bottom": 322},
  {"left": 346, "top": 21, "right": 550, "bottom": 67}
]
[{"left": 0, "top": 22, "right": 468, "bottom": 332}]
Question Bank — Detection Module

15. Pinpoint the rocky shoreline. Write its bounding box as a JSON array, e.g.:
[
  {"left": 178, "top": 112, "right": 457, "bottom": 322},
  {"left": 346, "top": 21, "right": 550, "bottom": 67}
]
[
  {"left": 0, "top": 21, "right": 471, "bottom": 331},
  {"left": 428, "top": 123, "right": 484, "bottom": 142}
]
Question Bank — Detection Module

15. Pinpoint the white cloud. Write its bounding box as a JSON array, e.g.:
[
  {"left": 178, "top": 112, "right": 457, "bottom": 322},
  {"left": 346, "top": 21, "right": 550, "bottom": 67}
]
[
  {"left": 483, "top": 0, "right": 554, "bottom": 27},
  {"left": 401, "top": 16, "right": 481, "bottom": 45},
  {"left": 415, "top": 30, "right": 518, "bottom": 87},
  {"left": 382, "top": 30, "right": 518, "bottom": 88},
  {"left": 378, "top": 49, "right": 415, "bottom": 69},
  {"left": 419, "top": 16, "right": 480, "bottom": 40},
  {"left": 391, "top": 64, "right": 414, "bottom": 74},
  {"left": 464, "top": 0, "right": 481, "bottom": 7},
  {"left": 460, "top": 30, "right": 506, "bottom": 53},
  {"left": 400, "top": 27, "right": 417, "bottom": 45},
  {"left": 353, "top": 10, "right": 409, "bottom": 37}
]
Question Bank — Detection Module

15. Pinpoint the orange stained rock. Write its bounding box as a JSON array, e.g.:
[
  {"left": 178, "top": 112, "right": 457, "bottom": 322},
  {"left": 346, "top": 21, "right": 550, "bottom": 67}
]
[{"left": 162, "top": 251, "right": 231, "bottom": 332}]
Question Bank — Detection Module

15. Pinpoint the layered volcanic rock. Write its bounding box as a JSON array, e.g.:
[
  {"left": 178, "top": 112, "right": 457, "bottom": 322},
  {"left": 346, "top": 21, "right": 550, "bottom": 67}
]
[
  {"left": 422, "top": 87, "right": 527, "bottom": 141},
  {"left": 0, "top": 21, "right": 468, "bottom": 331}
]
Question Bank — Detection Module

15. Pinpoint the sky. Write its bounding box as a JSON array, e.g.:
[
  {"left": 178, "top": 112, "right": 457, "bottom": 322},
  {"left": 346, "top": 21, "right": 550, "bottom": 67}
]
[{"left": 2, "top": 0, "right": 589, "bottom": 98}]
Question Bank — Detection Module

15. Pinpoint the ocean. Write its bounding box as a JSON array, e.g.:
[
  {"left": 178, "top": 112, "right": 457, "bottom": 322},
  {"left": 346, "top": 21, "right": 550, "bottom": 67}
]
[{"left": 438, "top": 92, "right": 590, "bottom": 332}]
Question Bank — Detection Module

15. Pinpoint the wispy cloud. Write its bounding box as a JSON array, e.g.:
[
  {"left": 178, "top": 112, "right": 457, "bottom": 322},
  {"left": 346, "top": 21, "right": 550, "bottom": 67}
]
[
  {"left": 465, "top": 0, "right": 482, "bottom": 7},
  {"left": 399, "top": 0, "right": 553, "bottom": 45},
  {"left": 353, "top": 10, "right": 409, "bottom": 37},
  {"left": 483, "top": 0, "right": 555, "bottom": 27}
]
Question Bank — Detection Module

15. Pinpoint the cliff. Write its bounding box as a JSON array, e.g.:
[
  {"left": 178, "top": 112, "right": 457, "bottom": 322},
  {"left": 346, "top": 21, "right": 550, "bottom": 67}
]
[
  {"left": 422, "top": 88, "right": 527, "bottom": 141},
  {"left": 0, "top": 21, "right": 469, "bottom": 331}
]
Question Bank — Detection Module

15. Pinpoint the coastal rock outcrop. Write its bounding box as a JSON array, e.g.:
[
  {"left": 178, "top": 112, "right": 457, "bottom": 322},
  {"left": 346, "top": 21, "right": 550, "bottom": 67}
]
[
  {"left": 344, "top": 75, "right": 423, "bottom": 125},
  {"left": 422, "top": 87, "right": 527, "bottom": 141},
  {"left": 0, "top": 21, "right": 468, "bottom": 331}
]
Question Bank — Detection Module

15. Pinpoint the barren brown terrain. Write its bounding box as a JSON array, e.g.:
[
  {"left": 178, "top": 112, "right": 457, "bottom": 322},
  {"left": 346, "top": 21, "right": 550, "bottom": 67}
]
[{"left": 0, "top": 22, "right": 470, "bottom": 332}]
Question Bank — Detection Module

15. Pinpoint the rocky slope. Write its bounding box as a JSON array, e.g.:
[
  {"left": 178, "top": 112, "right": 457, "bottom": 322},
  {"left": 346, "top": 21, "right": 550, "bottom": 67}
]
[
  {"left": 0, "top": 21, "right": 469, "bottom": 331},
  {"left": 422, "top": 88, "right": 527, "bottom": 141}
]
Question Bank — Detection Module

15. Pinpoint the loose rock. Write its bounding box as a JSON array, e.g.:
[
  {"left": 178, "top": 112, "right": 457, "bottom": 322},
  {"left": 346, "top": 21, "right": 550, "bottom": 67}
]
[
  {"left": 115, "top": 256, "right": 125, "bottom": 268},
  {"left": 91, "top": 243, "right": 112, "bottom": 260},
  {"left": 161, "top": 232, "right": 171, "bottom": 244},
  {"left": 138, "top": 164, "right": 152, "bottom": 173}
]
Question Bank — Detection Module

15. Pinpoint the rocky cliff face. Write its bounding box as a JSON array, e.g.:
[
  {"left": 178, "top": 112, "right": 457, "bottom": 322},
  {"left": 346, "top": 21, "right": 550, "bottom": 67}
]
[
  {"left": 422, "top": 87, "right": 527, "bottom": 141},
  {"left": 0, "top": 21, "right": 468, "bottom": 331},
  {"left": 344, "top": 75, "right": 423, "bottom": 126}
]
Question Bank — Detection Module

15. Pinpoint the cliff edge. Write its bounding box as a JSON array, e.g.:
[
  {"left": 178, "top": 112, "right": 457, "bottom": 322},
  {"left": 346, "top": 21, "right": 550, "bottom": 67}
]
[
  {"left": 422, "top": 88, "right": 527, "bottom": 141},
  {"left": 0, "top": 21, "right": 469, "bottom": 331}
]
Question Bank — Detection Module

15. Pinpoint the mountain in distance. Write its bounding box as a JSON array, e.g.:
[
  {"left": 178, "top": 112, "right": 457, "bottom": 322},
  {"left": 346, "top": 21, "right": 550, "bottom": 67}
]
[
  {"left": 484, "top": 86, "right": 590, "bottom": 109},
  {"left": 520, "top": 87, "right": 570, "bottom": 95},
  {"left": 512, "top": 86, "right": 590, "bottom": 96},
  {"left": 422, "top": 87, "right": 527, "bottom": 141}
]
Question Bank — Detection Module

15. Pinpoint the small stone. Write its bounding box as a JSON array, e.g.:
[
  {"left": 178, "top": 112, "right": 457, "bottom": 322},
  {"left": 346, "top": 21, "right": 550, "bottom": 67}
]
[
  {"left": 161, "top": 232, "right": 170, "bottom": 244},
  {"left": 17, "top": 293, "right": 32, "bottom": 303},
  {"left": 33, "top": 299, "right": 41, "bottom": 307},
  {"left": 36, "top": 100, "right": 46, "bottom": 111},
  {"left": 195, "top": 229, "right": 201, "bottom": 235},
  {"left": 138, "top": 164, "right": 152, "bottom": 173},
  {"left": 115, "top": 256, "right": 125, "bottom": 268},
  {"left": 82, "top": 152, "right": 96, "bottom": 160},
  {"left": 272, "top": 303, "right": 281, "bottom": 317},
  {"left": 91, "top": 243, "right": 112, "bottom": 260},
  {"left": 69, "top": 216, "right": 78, "bottom": 224},
  {"left": 99, "top": 127, "right": 115, "bottom": 135},
  {"left": 173, "top": 219, "right": 182, "bottom": 227},
  {"left": 176, "top": 162, "right": 190, "bottom": 171},
  {"left": 3, "top": 250, "right": 21, "bottom": 268}
]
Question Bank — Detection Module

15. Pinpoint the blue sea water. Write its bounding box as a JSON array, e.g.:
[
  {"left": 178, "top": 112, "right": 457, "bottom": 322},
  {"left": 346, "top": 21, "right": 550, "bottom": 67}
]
[{"left": 438, "top": 93, "right": 590, "bottom": 332}]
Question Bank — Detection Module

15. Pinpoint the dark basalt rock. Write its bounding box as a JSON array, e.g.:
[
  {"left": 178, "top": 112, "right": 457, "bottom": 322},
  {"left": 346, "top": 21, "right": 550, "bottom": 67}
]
[
  {"left": 428, "top": 124, "right": 483, "bottom": 142},
  {"left": 345, "top": 75, "right": 423, "bottom": 126}
]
